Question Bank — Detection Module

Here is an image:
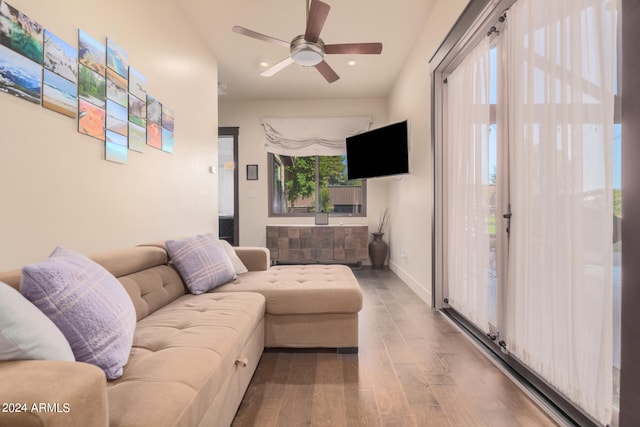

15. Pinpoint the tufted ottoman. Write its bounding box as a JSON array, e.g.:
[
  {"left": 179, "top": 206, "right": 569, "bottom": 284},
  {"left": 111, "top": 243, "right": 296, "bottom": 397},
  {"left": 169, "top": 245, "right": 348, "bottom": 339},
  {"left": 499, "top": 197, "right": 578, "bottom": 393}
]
[{"left": 213, "top": 264, "right": 363, "bottom": 352}]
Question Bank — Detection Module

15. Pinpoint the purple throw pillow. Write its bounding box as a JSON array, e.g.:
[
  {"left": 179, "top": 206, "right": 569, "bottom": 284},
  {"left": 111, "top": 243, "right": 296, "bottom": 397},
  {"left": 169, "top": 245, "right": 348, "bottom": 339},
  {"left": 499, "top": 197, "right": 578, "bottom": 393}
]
[
  {"left": 165, "top": 234, "right": 236, "bottom": 294},
  {"left": 20, "top": 247, "right": 136, "bottom": 380}
]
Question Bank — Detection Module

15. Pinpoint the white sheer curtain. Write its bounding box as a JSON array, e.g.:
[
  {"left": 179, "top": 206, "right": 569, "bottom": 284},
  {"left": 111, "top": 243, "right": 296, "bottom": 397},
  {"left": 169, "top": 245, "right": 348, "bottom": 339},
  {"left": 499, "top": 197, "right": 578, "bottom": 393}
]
[
  {"left": 503, "top": 0, "right": 617, "bottom": 423},
  {"left": 445, "top": 37, "right": 492, "bottom": 332}
]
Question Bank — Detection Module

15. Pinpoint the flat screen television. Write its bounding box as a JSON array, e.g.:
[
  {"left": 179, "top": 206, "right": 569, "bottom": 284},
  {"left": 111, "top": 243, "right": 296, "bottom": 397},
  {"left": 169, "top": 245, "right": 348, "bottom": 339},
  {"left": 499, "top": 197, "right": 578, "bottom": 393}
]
[{"left": 345, "top": 120, "right": 409, "bottom": 180}]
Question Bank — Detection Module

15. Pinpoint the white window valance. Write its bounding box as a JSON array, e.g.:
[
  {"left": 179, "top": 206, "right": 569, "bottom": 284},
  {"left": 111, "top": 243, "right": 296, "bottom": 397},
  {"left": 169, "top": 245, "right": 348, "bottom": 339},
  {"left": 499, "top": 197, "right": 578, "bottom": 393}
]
[{"left": 261, "top": 116, "right": 372, "bottom": 156}]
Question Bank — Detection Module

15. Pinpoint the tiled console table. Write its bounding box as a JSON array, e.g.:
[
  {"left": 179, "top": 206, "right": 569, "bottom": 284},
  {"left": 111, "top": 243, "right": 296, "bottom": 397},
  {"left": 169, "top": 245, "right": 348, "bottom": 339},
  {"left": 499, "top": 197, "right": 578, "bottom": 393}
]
[{"left": 266, "top": 225, "right": 369, "bottom": 265}]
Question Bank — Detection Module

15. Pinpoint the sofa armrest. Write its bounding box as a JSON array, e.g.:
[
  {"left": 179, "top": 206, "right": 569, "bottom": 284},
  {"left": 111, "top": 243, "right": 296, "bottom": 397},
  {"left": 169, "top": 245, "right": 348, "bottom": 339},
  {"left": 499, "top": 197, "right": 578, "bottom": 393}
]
[
  {"left": 0, "top": 360, "right": 108, "bottom": 427},
  {"left": 234, "top": 247, "right": 270, "bottom": 271}
]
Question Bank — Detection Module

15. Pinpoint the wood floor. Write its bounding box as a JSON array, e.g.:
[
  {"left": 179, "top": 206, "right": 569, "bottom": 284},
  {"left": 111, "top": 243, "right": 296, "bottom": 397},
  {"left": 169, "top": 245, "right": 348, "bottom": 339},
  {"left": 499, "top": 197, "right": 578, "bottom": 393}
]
[{"left": 232, "top": 268, "right": 558, "bottom": 427}]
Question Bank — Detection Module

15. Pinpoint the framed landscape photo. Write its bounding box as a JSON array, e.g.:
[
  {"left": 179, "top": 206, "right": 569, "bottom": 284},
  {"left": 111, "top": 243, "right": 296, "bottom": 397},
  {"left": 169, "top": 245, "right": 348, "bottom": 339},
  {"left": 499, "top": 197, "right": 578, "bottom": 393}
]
[
  {"left": 129, "top": 66, "right": 146, "bottom": 101},
  {"left": 128, "top": 94, "right": 146, "bottom": 127},
  {"left": 44, "top": 30, "right": 77, "bottom": 83},
  {"left": 43, "top": 69, "right": 77, "bottom": 118},
  {"left": 0, "top": 44, "right": 41, "bottom": 104},
  {"left": 106, "top": 38, "right": 128, "bottom": 78},
  {"left": 0, "top": 1, "right": 43, "bottom": 64},
  {"left": 146, "top": 94, "right": 161, "bottom": 124},
  {"left": 105, "top": 129, "right": 127, "bottom": 164},
  {"left": 106, "top": 68, "right": 128, "bottom": 107},
  {"left": 162, "top": 106, "right": 174, "bottom": 132},
  {"left": 78, "top": 29, "right": 106, "bottom": 77},
  {"left": 106, "top": 99, "right": 128, "bottom": 136},
  {"left": 78, "top": 64, "right": 106, "bottom": 108},
  {"left": 161, "top": 106, "right": 175, "bottom": 153},
  {"left": 146, "top": 122, "right": 161, "bottom": 149},
  {"left": 78, "top": 98, "right": 105, "bottom": 141},
  {"left": 128, "top": 121, "right": 146, "bottom": 153},
  {"left": 162, "top": 127, "right": 174, "bottom": 153}
]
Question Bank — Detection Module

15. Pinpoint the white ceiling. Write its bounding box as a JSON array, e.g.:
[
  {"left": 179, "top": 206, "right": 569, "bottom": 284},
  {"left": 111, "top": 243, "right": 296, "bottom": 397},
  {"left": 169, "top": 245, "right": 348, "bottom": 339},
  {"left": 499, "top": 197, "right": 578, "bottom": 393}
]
[{"left": 175, "top": 0, "right": 438, "bottom": 100}]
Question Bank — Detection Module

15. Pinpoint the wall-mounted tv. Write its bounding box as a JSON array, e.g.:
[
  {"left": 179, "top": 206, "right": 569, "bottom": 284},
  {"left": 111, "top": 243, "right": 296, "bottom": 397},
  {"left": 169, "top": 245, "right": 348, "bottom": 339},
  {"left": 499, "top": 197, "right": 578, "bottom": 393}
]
[{"left": 346, "top": 120, "right": 409, "bottom": 180}]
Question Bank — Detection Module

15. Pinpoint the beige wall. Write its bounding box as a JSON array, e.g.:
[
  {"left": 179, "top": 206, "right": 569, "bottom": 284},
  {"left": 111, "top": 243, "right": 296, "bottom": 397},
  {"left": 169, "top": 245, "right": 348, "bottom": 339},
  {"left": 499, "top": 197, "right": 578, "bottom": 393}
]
[
  {"left": 0, "top": 0, "right": 219, "bottom": 270},
  {"left": 386, "top": 0, "right": 469, "bottom": 303},
  {"left": 218, "top": 98, "right": 388, "bottom": 251}
]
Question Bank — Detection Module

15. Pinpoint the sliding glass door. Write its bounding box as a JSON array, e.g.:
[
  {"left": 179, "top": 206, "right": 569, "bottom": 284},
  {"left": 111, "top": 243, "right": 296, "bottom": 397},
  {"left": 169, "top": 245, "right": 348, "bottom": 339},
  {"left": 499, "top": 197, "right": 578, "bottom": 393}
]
[
  {"left": 502, "top": 2, "right": 616, "bottom": 422},
  {"left": 436, "top": 0, "right": 618, "bottom": 424},
  {"left": 443, "top": 37, "right": 494, "bottom": 333}
]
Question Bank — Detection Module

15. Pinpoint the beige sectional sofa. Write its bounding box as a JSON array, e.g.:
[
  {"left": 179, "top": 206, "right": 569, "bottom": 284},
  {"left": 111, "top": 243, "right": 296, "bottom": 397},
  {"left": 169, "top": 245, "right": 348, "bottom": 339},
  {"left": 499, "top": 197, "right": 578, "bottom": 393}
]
[{"left": 0, "top": 241, "right": 363, "bottom": 427}]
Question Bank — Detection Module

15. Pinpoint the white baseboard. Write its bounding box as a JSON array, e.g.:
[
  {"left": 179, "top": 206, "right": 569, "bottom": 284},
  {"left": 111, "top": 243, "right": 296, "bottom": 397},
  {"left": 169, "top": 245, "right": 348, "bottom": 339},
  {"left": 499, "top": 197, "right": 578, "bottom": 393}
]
[{"left": 389, "top": 260, "right": 432, "bottom": 307}]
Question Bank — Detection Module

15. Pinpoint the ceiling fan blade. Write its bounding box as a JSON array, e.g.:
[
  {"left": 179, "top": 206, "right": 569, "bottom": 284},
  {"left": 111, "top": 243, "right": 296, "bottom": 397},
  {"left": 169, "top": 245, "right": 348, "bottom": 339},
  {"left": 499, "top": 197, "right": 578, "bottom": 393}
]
[
  {"left": 315, "top": 60, "right": 340, "bottom": 83},
  {"left": 325, "top": 42, "right": 383, "bottom": 55},
  {"left": 260, "top": 57, "right": 295, "bottom": 77},
  {"left": 232, "top": 25, "right": 290, "bottom": 48},
  {"left": 304, "top": 0, "right": 330, "bottom": 43}
]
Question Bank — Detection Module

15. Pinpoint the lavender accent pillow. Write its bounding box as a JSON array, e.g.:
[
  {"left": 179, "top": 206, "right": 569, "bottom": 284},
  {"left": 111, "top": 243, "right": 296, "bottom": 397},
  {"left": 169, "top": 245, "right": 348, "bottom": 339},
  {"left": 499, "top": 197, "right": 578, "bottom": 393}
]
[
  {"left": 165, "top": 234, "right": 236, "bottom": 294},
  {"left": 20, "top": 247, "right": 136, "bottom": 380}
]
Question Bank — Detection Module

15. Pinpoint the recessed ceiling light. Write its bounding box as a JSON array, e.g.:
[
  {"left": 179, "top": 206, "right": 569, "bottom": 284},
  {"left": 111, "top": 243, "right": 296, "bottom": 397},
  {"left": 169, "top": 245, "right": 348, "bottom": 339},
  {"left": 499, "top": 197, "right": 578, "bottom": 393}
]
[
  {"left": 348, "top": 60, "right": 356, "bottom": 66},
  {"left": 260, "top": 62, "right": 269, "bottom": 68}
]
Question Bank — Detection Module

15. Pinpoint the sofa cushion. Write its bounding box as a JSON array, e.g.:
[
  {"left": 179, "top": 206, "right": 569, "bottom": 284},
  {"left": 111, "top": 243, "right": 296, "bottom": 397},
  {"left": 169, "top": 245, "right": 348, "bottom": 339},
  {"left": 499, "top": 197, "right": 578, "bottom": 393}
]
[
  {"left": 92, "top": 245, "right": 169, "bottom": 278},
  {"left": 118, "top": 264, "right": 187, "bottom": 321},
  {"left": 214, "top": 264, "right": 363, "bottom": 315},
  {"left": 0, "top": 281, "right": 75, "bottom": 361},
  {"left": 166, "top": 234, "right": 236, "bottom": 294},
  {"left": 107, "top": 292, "right": 265, "bottom": 427},
  {"left": 20, "top": 247, "right": 136, "bottom": 380}
]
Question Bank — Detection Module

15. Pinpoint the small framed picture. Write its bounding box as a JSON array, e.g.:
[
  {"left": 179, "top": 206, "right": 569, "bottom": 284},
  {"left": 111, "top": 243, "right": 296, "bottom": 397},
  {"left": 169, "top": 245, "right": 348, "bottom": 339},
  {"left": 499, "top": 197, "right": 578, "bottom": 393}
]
[{"left": 246, "top": 164, "right": 258, "bottom": 180}]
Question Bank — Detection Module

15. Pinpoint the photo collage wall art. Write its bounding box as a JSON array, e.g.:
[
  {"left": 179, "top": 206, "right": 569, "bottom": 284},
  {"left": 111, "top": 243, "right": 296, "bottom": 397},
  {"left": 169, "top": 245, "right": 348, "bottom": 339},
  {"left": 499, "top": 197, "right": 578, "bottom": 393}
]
[{"left": 0, "top": 0, "right": 176, "bottom": 164}]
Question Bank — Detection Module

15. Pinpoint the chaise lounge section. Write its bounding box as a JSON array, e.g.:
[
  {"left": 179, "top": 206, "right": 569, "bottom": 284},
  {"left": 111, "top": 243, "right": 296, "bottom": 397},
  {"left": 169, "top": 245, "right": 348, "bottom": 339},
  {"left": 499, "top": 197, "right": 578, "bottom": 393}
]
[{"left": 217, "top": 262, "right": 362, "bottom": 350}]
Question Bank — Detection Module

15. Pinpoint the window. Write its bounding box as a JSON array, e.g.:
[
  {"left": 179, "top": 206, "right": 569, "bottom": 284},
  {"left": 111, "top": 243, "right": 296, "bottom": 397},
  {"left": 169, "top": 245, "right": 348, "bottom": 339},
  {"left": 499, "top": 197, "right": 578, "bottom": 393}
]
[
  {"left": 269, "top": 153, "right": 365, "bottom": 216},
  {"left": 261, "top": 116, "right": 371, "bottom": 217}
]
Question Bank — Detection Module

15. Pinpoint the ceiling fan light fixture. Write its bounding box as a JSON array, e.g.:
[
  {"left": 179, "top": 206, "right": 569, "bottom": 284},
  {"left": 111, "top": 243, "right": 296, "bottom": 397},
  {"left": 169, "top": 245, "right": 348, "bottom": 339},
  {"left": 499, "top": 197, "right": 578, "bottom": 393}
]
[
  {"left": 292, "top": 50, "right": 323, "bottom": 66},
  {"left": 290, "top": 35, "right": 324, "bottom": 66}
]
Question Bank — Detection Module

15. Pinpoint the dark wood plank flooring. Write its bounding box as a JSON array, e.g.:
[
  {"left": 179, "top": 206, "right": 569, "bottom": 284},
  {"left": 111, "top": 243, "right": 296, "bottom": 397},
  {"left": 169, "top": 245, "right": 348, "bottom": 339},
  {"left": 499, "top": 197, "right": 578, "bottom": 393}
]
[{"left": 232, "top": 268, "right": 558, "bottom": 426}]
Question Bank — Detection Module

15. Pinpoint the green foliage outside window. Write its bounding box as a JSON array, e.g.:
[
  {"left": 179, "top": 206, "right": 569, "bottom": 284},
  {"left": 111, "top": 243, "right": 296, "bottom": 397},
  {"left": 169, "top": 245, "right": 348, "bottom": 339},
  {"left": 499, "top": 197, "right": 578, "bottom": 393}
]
[
  {"left": 284, "top": 156, "right": 316, "bottom": 209},
  {"left": 614, "top": 189, "right": 622, "bottom": 218},
  {"left": 283, "top": 155, "right": 362, "bottom": 213}
]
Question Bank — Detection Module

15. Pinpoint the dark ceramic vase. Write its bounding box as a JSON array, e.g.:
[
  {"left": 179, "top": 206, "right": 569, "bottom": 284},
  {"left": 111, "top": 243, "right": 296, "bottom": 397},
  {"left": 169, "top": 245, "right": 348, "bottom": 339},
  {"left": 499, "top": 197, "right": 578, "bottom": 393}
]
[{"left": 369, "top": 232, "right": 388, "bottom": 269}]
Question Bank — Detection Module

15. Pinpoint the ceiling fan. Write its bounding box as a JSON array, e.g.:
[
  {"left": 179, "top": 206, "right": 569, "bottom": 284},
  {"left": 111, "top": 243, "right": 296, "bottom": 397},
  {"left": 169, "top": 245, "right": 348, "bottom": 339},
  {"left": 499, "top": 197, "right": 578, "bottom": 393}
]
[{"left": 232, "top": 0, "right": 383, "bottom": 83}]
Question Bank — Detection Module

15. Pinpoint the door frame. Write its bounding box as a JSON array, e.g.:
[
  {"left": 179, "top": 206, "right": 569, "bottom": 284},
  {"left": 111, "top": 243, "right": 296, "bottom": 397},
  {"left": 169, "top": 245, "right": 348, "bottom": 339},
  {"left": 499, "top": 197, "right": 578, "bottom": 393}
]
[{"left": 218, "top": 127, "right": 239, "bottom": 245}]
